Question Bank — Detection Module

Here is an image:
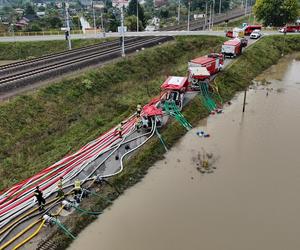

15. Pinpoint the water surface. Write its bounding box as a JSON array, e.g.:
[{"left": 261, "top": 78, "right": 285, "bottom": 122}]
[{"left": 69, "top": 57, "right": 300, "bottom": 250}]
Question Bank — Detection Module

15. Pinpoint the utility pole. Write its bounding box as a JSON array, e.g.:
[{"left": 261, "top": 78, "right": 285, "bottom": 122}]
[
  {"left": 65, "top": 1, "right": 72, "bottom": 50},
  {"left": 248, "top": 0, "right": 251, "bottom": 23},
  {"left": 92, "top": 0, "right": 96, "bottom": 34},
  {"left": 120, "top": 5, "right": 125, "bottom": 57},
  {"left": 209, "top": 3, "right": 212, "bottom": 30},
  {"left": 244, "top": 0, "right": 247, "bottom": 16},
  {"left": 101, "top": 11, "right": 105, "bottom": 36},
  {"left": 177, "top": 0, "right": 181, "bottom": 25},
  {"left": 187, "top": 1, "right": 191, "bottom": 31},
  {"left": 204, "top": 1, "right": 208, "bottom": 30},
  {"left": 136, "top": 0, "right": 139, "bottom": 32},
  {"left": 212, "top": 0, "right": 215, "bottom": 28},
  {"left": 242, "top": 88, "right": 247, "bottom": 112},
  {"left": 219, "top": 0, "right": 221, "bottom": 14}
]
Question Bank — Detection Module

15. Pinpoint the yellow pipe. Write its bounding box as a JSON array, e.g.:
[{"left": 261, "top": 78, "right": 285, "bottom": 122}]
[
  {"left": 0, "top": 193, "right": 70, "bottom": 235},
  {"left": 0, "top": 197, "right": 58, "bottom": 235},
  {"left": 12, "top": 220, "right": 45, "bottom": 250},
  {"left": 0, "top": 219, "right": 42, "bottom": 250},
  {"left": 52, "top": 205, "right": 65, "bottom": 217}
]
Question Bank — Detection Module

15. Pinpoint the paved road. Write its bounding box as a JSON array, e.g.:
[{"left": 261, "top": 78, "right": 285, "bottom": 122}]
[{"left": 0, "top": 30, "right": 283, "bottom": 42}]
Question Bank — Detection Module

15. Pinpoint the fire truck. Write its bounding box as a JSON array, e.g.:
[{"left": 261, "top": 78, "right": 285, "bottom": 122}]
[
  {"left": 160, "top": 76, "right": 189, "bottom": 110},
  {"left": 279, "top": 25, "right": 300, "bottom": 33},
  {"left": 188, "top": 53, "right": 224, "bottom": 90},
  {"left": 221, "top": 39, "right": 242, "bottom": 58},
  {"left": 243, "top": 25, "right": 262, "bottom": 35}
]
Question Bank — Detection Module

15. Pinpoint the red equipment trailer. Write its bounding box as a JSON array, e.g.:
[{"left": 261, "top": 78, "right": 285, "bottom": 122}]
[
  {"left": 243, "top": 25, "right": 262, "bottom": 35},
  {"left": 188, "top": 53, "right": 224, "bottom": 89},
  {"left": 161, "top": 76, "right": 189, "bottom": 110},
  {"left": 279, "top": 25, "right": 300, "bottom": 33},
  {"left": 221, "top": 39, "right": 242, "bottom": 58}
]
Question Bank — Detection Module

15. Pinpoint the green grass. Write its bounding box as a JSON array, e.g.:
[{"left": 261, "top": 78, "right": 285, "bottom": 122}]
[
  {"left": 0, "top": 38, "right": 115, "bottom": 60},
  {"left": 216, "top": 14, "right": 258, "bottom": 29},
  {"left": 7, "top": 34, "right": 300, "bottom": 250},
  {"left": 0, "top": 36, "right": 226, "bottom": 190}
]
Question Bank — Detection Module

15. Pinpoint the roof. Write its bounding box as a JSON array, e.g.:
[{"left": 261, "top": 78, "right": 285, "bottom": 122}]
[
  {"left": 142, "top": 104, "right": 163, "bottom": 116},
  {"left": 161, "top": 76, "right": 188, "bottom": 90},
  {"left": 190, "top": 56, "right": 215, "bottom": 65},
  {"left": 223, "top": 39, "right": 241, "bottom": 46}
]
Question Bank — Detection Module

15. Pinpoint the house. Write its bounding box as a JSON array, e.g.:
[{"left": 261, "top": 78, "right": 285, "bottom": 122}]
[
  {"left": 15, "top": 8, "right": 25, "bottom": 15},
  {"left": 36, "top": 11, "right": 46, "bottom": 17},
  {"left": 15, "top": 17, "right": 29, "bottom": 29}
]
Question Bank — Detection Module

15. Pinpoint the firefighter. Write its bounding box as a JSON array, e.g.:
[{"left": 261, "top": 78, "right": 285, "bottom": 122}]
[
  {"left": 57, "top": 177, "right": 64, "bottom": 198},
  {"left": 135, "top": 116, "right": 142, "bottom": 132},
  {"left": 34, "top": 186, "right": 46, "bottom": 211},
  {"left": 136, "top": 103, "right": 142, "bottom": 116},
  {"left": 116, "top": 122, "right": 123, "bottom": 138},
  {"left": 74, "top": 179, "right": 81, "bottom": 194},
  {"left": 65, "top": 30, "right": 69, "bottom": 41}
]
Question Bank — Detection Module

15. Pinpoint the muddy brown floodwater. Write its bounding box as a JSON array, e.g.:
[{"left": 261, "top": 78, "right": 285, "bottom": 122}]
[{"left": 68, "top": 56, "right": 300, "bottom": 250}]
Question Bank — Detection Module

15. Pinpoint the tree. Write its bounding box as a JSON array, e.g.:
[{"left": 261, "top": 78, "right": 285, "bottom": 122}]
[
  {"left": 127, "top": 0, "right": 146, "bottom": 27},
  {"left": 254, "top": 0, "right": 299, "bottom": 26},
  {"left": 24, "top": 4, "right": 36, "bottom": 16},
  {"left": 125, "top": 15, "right": 144, "bottom": 31}
]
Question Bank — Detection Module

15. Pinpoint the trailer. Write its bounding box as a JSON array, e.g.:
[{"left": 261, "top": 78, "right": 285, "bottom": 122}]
[
  {"left": 161, "top": 76, "right": 189, "bottom": 110},
  {"left": 243, "top": 25, "right": 262, "bottom": 35},
  {"left": 226, "top": 27, "right": 244, "bottom": 38},
  {"left": 221, "top": 39, "right": 242, "bottom": 58},
  {"left": 188, "top": 53, "right": 224, "bottom": 90},
  {"left": 279, "top": 25, "right": 300, "bottom": 33}
]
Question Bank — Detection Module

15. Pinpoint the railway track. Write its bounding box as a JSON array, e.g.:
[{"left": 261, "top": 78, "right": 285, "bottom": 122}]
[
  {"left": 0, "top": 36, "right": 172, "bottom": 94},
  {"left": 0, "top": 8, "right": 251, "bottom": 97}
]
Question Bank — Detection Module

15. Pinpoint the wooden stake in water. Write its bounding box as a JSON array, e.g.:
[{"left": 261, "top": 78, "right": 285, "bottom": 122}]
[{"left": 243, "top": 88, "right": 247, "bottom": 112}]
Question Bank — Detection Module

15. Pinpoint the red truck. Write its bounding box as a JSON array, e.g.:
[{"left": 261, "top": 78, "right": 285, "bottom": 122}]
[
  {"left": 221, "top": 39, "right": 242, "bottom": 58},
  {"left": 243, "top": 25, "right": 262, "bottom": 35},
  {"left": 279, "top": 25, "right": 300, "bottom": 33},
  {"left": 161, "top": 76, "right": 189, "bottom": 109},
  {"left": 188, "top": 53, "right": 224, "bottom": 89}
]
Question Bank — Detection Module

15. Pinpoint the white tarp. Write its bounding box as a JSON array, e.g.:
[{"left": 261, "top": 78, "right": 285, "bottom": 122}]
[{"left": 188, "top": 65, "right": 210, "bottom": 76}]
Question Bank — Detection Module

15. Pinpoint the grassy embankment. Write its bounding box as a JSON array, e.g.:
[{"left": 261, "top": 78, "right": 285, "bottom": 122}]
[
  {"left": 0, "top": 36, "right": 225, "bottom": 191},
  {"left": 38, "top": 35, "right": 300, "bottom": 249},
  {"left": 215, "top": 14, "right": 256, "bottom": 29},
  {"left": 0, "top": 38, "right": 114, "bottom": 60}
]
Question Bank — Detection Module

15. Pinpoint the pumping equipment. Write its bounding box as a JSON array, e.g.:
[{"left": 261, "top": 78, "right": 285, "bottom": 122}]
[
  {"left": 43, "top": 214, "right": 76, "bottom": 239},
  {"left": 61, "top": 200, "right": 102, "bottom": 216}
]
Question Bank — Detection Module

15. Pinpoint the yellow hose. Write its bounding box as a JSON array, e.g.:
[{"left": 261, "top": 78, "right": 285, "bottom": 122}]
[
  {"left": 12, "top": 220, "right": 45, "bottom": 250},
  {"left": 52, "top": 205, "right": 65, "bottom": 217},
  {"left": 0, "top": 190, "right": 73, "bottom": 236},
  {"left": 0, "top": 219, "right": 41, "bottom": 250},
  {"left": 0, "top": 197, "right": 59, "bottom": 236}
]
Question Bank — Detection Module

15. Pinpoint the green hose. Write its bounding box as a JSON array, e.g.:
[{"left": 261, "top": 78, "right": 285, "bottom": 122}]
[
  {"left": 155, "top": 129, "right": 168, "bottom": 152},
  {"left": 84, "top": 189, "right": 113, "bottom": 204},
  {"left": 199, "top": 83, "right": 217, "bottom": 112},
  {"left": 73, "top": 206, "right": 102, "bottom": 216},
  {"left": 163, "top": 100, "right": 192, "bottom": 131},
  {"left": 54, "top": 220, "right": 76, "bottom": 239}
]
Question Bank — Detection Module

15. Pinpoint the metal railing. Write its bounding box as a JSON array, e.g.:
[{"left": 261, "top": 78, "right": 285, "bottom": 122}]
[{"left": 0, "top": 30, "right": 84, "bottom": 37}]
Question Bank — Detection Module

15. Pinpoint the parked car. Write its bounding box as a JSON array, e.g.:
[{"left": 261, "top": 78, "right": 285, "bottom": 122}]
[{"left": 250, "top": 29, "right": 262, "bottom": 39}]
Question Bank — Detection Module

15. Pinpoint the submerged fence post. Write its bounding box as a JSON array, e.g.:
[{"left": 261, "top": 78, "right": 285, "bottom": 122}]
[{"left": 242, "top": 88, "right": 247, "bottom": 113}]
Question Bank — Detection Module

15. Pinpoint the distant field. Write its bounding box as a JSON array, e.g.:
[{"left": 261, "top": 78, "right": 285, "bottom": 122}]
[{"left": 0, "top": 38, "right": 115, "bottom": 60}]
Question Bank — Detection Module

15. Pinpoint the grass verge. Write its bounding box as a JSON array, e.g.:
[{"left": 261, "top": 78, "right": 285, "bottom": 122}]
[
  {"left": 0, "top": 36, "right": 226, "bottom": 190},
  {"left": 0, "top": 38, "right": 115, "bottom": 60},
  {"left": 39, "top": 35, "right": 300, "bottom": 249}
]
